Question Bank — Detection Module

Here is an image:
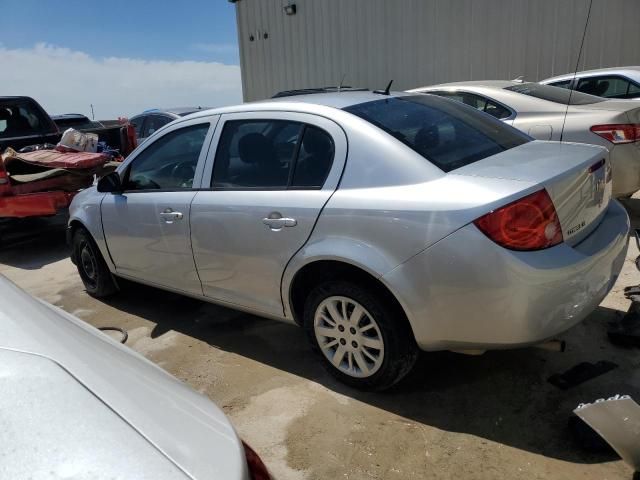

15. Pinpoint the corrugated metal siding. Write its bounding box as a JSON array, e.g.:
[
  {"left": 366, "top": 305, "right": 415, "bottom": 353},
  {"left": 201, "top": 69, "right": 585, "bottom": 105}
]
[{"left": 235, "top": 0, "right": 640, "bottom": 101}]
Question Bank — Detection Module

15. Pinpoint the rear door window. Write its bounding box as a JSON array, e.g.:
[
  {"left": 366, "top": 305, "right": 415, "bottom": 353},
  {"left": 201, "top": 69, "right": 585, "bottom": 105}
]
[
  {"left": 576, "top": 75, "right": 640, "bottom": 99},
  {"left": 211, "top": 120, "right": 335, "bottom": 189},
  {"left": 0, "top": 100, "right": 52, "bottom": 138},
  {"left": 212, "top": 120, "right": 304, "bottom": 189},
  {"left": 429, "top": 91, "right": 512, "bottom": 120},
  {"left": 344, "top": 95, "right": 529, "bottom": 173}
]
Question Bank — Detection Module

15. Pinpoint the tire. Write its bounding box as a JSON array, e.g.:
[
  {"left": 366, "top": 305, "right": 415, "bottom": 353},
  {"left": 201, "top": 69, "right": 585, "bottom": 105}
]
[
  {"left": 304, "top": 280, "right": 418, "bottom": 391},
  {"left": 72, "top": 228, "right": 118, "bottom": 298}
]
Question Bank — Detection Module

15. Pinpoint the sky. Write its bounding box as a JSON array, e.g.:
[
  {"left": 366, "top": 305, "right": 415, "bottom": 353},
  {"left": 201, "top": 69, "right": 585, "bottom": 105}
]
[{"left": 1, "top": 0, "right": 242, "bottom": 118}]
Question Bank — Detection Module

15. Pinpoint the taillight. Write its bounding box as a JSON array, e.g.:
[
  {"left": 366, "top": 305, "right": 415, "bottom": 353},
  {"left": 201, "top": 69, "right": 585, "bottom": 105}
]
[
  {"left": 474, "top": 189, "right": 563, "bottom": 251},
  {"left": 590, "top": 124, "right": 640, "bottom": 144},
  {"left": 242, "top": 442, "right": 271, "bottom": 480}
]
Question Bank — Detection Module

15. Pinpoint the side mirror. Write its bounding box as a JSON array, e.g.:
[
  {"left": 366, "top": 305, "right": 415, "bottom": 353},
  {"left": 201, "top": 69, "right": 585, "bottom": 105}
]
[{"left": 97, "top": 172, "right": 123, "bottom": 193}]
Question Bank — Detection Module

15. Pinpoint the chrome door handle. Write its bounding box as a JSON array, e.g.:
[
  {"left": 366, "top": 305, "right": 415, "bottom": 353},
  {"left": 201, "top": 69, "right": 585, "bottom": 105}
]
[
  {"left": 160, "top": 208, "right": 183, "bottom": 223},
  {"left": 262, "top": 217, "right": 297, "bottom": 229}
]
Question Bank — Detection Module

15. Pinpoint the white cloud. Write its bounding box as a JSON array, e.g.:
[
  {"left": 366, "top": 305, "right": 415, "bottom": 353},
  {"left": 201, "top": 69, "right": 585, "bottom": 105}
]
[
  {"left": 0, "top": 43, "right": 243, "bottom": 119},
  {"left": 191, "top": 43, "right": 239, "bottom": 55}
]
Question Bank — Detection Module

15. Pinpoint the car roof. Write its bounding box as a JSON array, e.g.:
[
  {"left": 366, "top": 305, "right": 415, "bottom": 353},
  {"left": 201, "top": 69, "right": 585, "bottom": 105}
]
[
  {"left": 180, "top": 90, "right": 414, "bottom": 119},
  {"left": 140, "top": 107, "right": 209, "bottom": 116},
  {"left": 542, "top": 66, "right": 640, "bottom": 82},
  {"left": 410, "top": 80, "right": 519, "bottom": 91}
]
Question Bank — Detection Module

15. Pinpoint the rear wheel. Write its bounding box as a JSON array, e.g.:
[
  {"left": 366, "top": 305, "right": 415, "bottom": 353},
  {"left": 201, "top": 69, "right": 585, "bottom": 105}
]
[
  {"left": 304, "top": 280, "right": 418, "bottom": 391},
  {"left": 73, "top": 228, "right": 118, "bottom": 298}
]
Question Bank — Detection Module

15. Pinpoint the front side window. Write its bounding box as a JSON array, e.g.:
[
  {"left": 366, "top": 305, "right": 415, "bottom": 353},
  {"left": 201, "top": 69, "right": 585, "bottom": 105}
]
[
  {"left": 505, "top": 82, "right": 605, "bottom": 105},
  {"left": 429, "top": 91, "right": 512, "bottom": 120},
  {"left": 576, "top": 75, "right": 638, "bottom": 99},
  {"left": 125, "top": 123, "right": 209, "bottom": 191},
  {"left": 344, "top": 95, "right": 529, "bottom": 173}
]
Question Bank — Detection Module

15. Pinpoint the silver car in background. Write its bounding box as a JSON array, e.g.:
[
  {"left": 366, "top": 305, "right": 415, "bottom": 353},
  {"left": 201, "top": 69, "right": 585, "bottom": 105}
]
[
  {"left": 540, "top": 66, "right": 640, "bottom": 100},
  {"left": 0, "top": 276, "right": 270, "bottom": 479},
  {"left": 69, "top": 90, "right": 628, "bottom": 390},
  {"left": 409, "top": 81, "right": 640, "bottom": 197}
]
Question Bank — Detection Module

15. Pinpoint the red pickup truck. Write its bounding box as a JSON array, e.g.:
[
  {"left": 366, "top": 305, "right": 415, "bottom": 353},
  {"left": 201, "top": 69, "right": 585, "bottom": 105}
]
[{"left": 0, "top": 96, "right": 136, "bottom": 218}]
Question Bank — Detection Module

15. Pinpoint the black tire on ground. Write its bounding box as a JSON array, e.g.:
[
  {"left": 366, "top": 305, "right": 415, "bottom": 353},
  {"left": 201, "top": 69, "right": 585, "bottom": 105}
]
[
  {"left": 72, "top": 228, "right": 118, "bottom": 298},
  {"left": 303, "top": 280, "right": 418, "bottom": 391}
]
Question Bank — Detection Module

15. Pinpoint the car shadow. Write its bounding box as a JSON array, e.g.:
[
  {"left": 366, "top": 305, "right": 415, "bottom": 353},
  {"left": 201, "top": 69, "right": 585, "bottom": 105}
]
[
  {"left": 101, "top": 279, "right": 638, "bottom": 465},
  {"left": 0, "top": 215, "right": 69, "bottom": 269}
]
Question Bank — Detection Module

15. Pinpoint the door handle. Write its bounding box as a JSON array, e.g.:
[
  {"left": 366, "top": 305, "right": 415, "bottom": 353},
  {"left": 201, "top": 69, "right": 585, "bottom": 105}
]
[
  {"left": 262, "top": 216, "right": 297, "bottom": 229},
  {"left": 160, "top": 208, "right": 184, "bottom": 223}
]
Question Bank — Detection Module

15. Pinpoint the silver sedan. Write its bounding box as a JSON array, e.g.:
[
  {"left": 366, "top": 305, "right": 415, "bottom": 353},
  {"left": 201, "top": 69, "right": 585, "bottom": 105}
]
[
  {"left": 0, "top": 275, "right": 269, "bottom": 479},
  {"left": 409, "top": 81, "right": 640, "bottom": 197},
  {"left": 69, "top": 90, "right": 629, "bottom": 390}
]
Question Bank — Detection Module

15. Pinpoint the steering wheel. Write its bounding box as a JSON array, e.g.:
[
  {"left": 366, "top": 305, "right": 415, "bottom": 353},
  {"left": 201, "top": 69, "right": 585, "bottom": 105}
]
[{"left": 171, "top": 161, "right": 196, "bottom": 185}]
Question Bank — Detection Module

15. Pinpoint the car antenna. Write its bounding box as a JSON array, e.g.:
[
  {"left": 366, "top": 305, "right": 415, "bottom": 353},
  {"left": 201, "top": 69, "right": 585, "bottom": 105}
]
[
  {"left": 560, "top": 0, "right": 593, "bottom": 142},
  {"left": 337, "top": 73, "right": 346, "bottom": 92},
  {"left": 374, "top": 80, "right": 393, "bottom": 95}
]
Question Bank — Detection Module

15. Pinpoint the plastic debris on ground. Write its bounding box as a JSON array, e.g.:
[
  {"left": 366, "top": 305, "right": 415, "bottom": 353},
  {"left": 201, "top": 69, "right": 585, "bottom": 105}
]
[
  {"left": 547, "top": 361, "right": 618, "bottom": 390},
  {"left": 573, "top": 395, "right": 640, "bottom": 472}
]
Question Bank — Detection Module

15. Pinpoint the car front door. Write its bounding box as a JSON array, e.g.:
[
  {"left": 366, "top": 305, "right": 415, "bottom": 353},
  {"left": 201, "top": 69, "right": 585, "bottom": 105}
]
[
  {"left": 100, "top": 117, "right": 217, "bottom": 294},
  {"left": 191, "top": 112, "right": 347, "bottom": 317}
]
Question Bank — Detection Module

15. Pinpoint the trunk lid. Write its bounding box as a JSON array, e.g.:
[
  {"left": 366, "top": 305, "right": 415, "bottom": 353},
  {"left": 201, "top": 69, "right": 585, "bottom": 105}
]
[
  {"left": 572, "top": 100, "right": 640, "bottom": 123},
  {"left": 452, "top": 140, "right": 612, "bottom": 245}
]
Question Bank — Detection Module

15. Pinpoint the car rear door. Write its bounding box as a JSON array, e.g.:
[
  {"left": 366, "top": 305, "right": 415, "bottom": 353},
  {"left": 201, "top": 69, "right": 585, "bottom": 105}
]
[
  {"left": 191, "top": 112, "right": 347, "bottom": 317},
  {"left": 100, "top": 116, "right": 217, "bottom": 295}
]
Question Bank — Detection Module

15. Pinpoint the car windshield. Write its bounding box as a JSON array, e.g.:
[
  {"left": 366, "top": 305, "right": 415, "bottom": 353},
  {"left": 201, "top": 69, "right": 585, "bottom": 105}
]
[
  {"left": 343, "top": 95, "right": 530, "bottom": 173},
  {"left": 504, "top": 82, "right": 606, "bottom": 105}
]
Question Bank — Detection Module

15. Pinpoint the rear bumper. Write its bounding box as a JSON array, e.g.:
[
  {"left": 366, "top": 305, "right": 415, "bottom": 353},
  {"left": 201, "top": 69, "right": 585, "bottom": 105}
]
[
  {"left": 383, "top": 200, "right": 630, "bottom": 351},
  {"left": 0, "top": 191, "right": 75, "bottom": 218},
  {"left": 610, "top": 144, "right": 640, "bottom": 197}
]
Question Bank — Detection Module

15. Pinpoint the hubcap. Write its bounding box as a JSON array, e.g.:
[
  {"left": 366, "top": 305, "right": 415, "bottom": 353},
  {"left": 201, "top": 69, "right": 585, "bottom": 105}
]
[
  {"left": 314, "top": 296, "right": 384, "bottom": 378},
  {"left": 79, "top": 241, "right": 98, "bottom": 287}
]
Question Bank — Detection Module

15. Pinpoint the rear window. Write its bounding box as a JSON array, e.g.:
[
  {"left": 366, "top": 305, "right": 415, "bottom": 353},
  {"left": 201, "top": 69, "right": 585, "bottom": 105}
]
[
  {"left": 0, "top": 99, "right": 53, "bottom": 138},
  {"left": 343, "top": 95, "right": 530, "bottom": 173},
  {"left": 505, "top": 82, "right": 605, "bottom": 105}
]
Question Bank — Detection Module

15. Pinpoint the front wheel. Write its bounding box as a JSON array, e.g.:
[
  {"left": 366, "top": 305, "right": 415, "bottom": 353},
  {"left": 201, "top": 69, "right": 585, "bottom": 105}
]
[
  {"left": 73, "top": 228, "right": 118, "bottom": 298},
  {"left": 304, "top": 280, "right": 418, "bottom": 391}
]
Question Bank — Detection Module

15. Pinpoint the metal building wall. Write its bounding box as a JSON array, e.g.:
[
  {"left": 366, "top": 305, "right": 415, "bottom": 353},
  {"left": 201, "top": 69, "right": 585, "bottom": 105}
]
[{"left": 234, "top": 0, "right": 640, "bottom": 102}]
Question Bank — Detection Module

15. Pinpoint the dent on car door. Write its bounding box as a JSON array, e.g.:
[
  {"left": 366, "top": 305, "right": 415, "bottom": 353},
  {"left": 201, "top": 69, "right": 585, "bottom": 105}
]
[
  {"left": 100, "top": 119, "right": 216, "bottom": 294},
  {"left": 190, "top": 113, "right": 347, "bottom": 317}
]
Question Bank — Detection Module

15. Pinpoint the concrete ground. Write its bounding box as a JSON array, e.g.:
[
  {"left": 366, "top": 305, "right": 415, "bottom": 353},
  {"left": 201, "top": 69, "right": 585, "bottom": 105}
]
[{"left": 1, "top": 201, "right": 639, "bottom": 480}]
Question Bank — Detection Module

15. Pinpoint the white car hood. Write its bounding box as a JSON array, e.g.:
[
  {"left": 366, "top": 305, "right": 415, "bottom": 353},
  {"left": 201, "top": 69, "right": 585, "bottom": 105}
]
[
  {"left": 0, "top": 276, "right": 248, "bottom": 480},
  {"left": 0, "top": 350, "right": 188, "bottom": 479}
]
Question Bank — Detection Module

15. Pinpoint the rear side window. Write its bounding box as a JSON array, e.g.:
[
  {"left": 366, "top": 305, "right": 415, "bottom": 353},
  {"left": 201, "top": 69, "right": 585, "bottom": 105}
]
[
  {"left": 212, "top": 120, "right": 334, "bottom": 189},
  {"left": 343, "top": 95, "right": 529, "bottom": 173},
  {"left": 548, "top": 79, "right": 572, "bottom": 89},
  {"left": 430, "top": 91, "right": 512, "bottom": 120},
  {"left": 576, "top": 75, "right": 640, "bottom": 99},
  {"left": 505, "top": 82, "right": 605, "bottom": 105}
]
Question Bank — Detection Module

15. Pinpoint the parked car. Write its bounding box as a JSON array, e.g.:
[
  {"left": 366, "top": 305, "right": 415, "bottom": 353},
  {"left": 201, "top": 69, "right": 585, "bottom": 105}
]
[
  {"left": 69, "top": 90, "right": 629, "bottom": 390},
  {"left": 131, "top": 107, "right": 209, "bottom": 143},
  {"left": 540, "top": 66, "right": 640, "bottom": 100},
  {"left": 408, "top": 82, "right": 640, "bottom": 197},
  {"left": 0, "top": 274, "right": 270, "bottom": 480}
]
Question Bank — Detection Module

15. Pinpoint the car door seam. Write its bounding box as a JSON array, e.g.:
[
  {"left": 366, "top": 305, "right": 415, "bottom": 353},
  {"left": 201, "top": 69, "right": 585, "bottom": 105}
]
[{"left": 278, "top": 123, "right": 350, "bottom": 318}]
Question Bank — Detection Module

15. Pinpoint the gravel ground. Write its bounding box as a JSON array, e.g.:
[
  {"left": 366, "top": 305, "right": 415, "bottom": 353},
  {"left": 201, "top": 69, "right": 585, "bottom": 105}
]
[{"left": 1, "top": 200, "right": 639, "bottom": 480}]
